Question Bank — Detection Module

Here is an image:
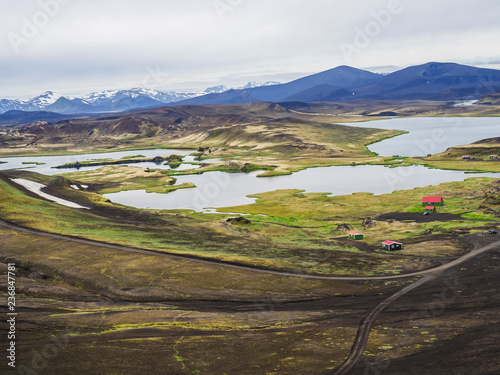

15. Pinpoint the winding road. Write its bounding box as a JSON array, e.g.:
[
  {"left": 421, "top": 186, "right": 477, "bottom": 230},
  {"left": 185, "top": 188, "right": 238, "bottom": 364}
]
[
  {"left": 1, "top": 218, "right": 499, "bottom": 374},
  {"left": 1, "top": 218, "right": 498, "bottom": 282},
  {"left": 329, "top": 236, "right": 500, "bottom": 375}
]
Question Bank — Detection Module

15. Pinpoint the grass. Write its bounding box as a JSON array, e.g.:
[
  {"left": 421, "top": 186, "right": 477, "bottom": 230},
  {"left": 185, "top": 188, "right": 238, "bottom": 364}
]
[
  {"left": 411, "top": 158, "right": 500, "bottom": 173},
  {"left": 54, "top": 155, "right": 176, "bottom": 169},
  {"left": 121, "top": 154, "right": 146, "bottom": 159},
  {"left": 3, "top": 169, "right": 498, "bottom": 275},
  {"left": 217, "top": 177, "right": 500, "bottom": 257},
  {"left": 1, "top": 111, "right": 498, "bottom": 275},
  {"left": 219, "top": 177, "right": 494, "bottom": 219},
  {"left": 0, "top": 172, "right": 384, "bottom": 275},
  {"left": 2, "top": 106, "right": 500, "bottom": 374},
  {"left": 0, "top": 223, "right": 371, "bottom": 300},
  {"left": 60, "top": 166, "right": 185, "bottom": 194},
  {"left": 408, "top": 140, "right": 500, "bottom": 173},
  {"left": 0, "top": 222, "right": 374, "bottom": 374}
]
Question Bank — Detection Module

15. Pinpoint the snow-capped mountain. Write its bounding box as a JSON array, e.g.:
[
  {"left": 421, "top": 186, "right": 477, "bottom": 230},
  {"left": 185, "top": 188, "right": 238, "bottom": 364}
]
[
  {"left": 204, "top": 82, "right": 282, "bottom": 94},
  {"left": 0, "top": 91, "right": 61, "bottom": 113},
  {"left": 81, "top": 88, "right": 197, "bottom": 105},
  {"left": 205, "top": 85, "right": 229, "bottom": 94},
  {"left": 0, "top": 82, "right": 282, "bottom": 115},
  {"left": 239, "top": 81, "right": 281, "bottom": 89},
  {"left": 0, "top": 89, "right": 203, "bottom": 115},
  {"left": 0, "top": 91, "right": 62, "bottom": 113},
  {"left": 29, "top": 91, "right": 63, "bottom": 107},
  {"left": 0, "top": 98, "right": 31, "bottom": 113}
]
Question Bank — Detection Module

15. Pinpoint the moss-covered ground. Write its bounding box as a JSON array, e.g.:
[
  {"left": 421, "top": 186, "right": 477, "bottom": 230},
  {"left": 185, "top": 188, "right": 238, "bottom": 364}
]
[
  {"left": 1, "top": 168, "right": 498, "bottom": 277},
  {"left": 1, "top": 104, "right": 500, "bottom": 373}
]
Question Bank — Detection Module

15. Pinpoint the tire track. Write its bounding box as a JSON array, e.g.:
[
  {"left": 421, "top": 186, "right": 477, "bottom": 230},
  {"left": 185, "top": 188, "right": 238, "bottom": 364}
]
[
  {"left": 1, "top": 218, "right": 499, "bottom": 374},
  {"left": 1, "top": 219, "right": 499, "bottom": 282},
  {"left": 329, "top": 237, "right": 500, "bottom": 375}
]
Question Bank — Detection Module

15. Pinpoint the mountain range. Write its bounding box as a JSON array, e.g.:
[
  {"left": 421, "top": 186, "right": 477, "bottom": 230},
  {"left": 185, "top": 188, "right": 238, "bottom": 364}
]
[
  {"left": 175, "top": 62, "right": 500, "bottom": 106},
  {"left": 0, "top": 81, "right": 281, "bottom": 116},
  {"left": 0, "top": 89, "right": 190, "bottom": 115},
  {"left": 1, "top": 62, "right": 500, "bottom": 121}
]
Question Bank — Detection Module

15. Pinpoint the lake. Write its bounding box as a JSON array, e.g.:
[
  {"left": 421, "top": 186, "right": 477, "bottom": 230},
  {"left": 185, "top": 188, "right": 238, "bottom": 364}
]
[
  {"left": 1, "top": 117, "right": 497, "bottom": 173},
  {"left": 104, "top": 165, "right": 499, "bottom": 212},
  {"left": 1, "top": 117, "right": 499, "bottom": 212},
  {"left": 0, "top": 148, "right": 200, "bottom": 175},
  {"left": 343, "top": 117, "right": 500, "bottom": 157}
]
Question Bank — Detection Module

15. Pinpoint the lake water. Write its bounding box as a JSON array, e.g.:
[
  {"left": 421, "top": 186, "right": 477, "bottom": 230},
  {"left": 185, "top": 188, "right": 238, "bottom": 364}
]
[
  {"left": 1, "top": 117, "right": 497, "bottom": 172},
  {"left": 343, "top": 117, "right": 500, "bottom": 157},
  {"left": 104, "top": 166, "right": 499, "bottom": 212},
  {"left": 1, "top": 117, "right": 499, "bottom": 212},
  {"left": 0, "top": 149, "right": 200, "bottom": 175}
]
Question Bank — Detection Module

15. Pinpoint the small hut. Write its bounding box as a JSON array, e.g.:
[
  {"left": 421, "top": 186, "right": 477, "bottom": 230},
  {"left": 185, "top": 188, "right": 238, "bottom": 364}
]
[
  {"left": 348, "top": 232, "right": 365, "bottom": 240},
  {"left": 422, "top": 196, "right": 444, "bottom": 206},
  {"left": 425, "top": 206, "right": 437, "bottom": 214},
  {"left": 382, "top": 241, "right": 403, "bottom": 251}
]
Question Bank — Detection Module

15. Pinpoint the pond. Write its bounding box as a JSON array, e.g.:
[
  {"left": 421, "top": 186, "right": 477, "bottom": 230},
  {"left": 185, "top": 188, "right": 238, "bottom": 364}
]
[
  {"left": 1, "top": 117, "right": 499, "bottom": 212},
  {"left": 104, "top": 165, "right": 499, "bottom": 212},
  {"left": 0, "top": 149, "right": 201, "bottom": 175},
  {"left": 343, "top": 117, "right": 500, "bottom": 157}
]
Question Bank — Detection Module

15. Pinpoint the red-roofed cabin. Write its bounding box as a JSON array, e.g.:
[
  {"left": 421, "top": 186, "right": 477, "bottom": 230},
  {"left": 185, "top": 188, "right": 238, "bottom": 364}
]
[
  {"left": 422, "top": 196, "right": 444, "bottom": 206},
  {"left": 382, "top": 241, "right": 402, "bottom": 251},
  {"left": 489, "top": 155, "right": 498, "bottom": 159},
  {"left": 425, "top": 206, "right": 436, "bottom": 213},
  {"left": 348, "top": 232, "right": 365, "bottom": 240}
]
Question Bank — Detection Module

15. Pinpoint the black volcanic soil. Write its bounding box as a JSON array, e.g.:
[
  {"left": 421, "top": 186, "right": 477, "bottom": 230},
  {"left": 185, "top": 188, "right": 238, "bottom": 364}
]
[
  {"left": 1, "top": 220, "right": 499, "bottom": 374},
  {"left": 349, "top": 233, "right": 500, "bottom": 375},
  {"left": 376, "top": 212, "right": 466, "bottom": 223}
]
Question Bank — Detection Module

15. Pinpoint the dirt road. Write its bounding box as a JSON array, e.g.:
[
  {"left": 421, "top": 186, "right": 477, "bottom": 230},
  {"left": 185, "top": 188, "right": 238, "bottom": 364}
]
[
  {"left": 329, "top": 236, "right": 500, "bottom": 374},
  {"left": 1, "top": 218, "right": 499, "bottom": 375},
  {"left": 2, "top": 218, "right": 498, "bottom": 283}
]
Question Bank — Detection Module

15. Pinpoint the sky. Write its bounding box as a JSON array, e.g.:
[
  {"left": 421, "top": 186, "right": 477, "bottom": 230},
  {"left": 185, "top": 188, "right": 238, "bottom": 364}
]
[{"left": 1, "top": 0, "right": 500, "bottom": 99}]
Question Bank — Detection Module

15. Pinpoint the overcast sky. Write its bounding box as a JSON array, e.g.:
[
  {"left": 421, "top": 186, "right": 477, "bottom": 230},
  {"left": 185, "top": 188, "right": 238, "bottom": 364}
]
[{"left": 1, "top": 0, "right": 500, "bottom": 99}]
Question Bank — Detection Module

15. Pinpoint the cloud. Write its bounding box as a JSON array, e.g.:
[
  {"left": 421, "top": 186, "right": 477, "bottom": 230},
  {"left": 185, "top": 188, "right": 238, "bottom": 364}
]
[{"left": 1, "top": 0, "right": 500, "bottom": 97}]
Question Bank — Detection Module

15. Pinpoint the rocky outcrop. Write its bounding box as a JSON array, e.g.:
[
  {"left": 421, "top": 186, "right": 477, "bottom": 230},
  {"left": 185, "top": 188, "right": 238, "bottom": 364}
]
[
  {"left": 362, "top": 217, "right": 379, "bottom": 229},
  {"left": 198, "top": 146, "right": 218, "bottom": 154},
  {"left": 482, "top": 208, "right": 500, "bottom": 217},
  {"left": 225, "top": 217, "right": 251, "bottom": 225},
  {"left": 333, "top": 223, "right": 355, "bottom": 232},
  {"left": 483, "top": 193, "right": 500, "bottom": 206}
]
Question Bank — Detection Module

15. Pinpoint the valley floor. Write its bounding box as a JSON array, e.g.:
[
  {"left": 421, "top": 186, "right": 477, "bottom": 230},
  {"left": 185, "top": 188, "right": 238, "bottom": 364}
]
[
  {"left": 1, "top": 105, "right": 499, "bottom": 374},
  {"left": 1, "top": 216, "right": 499, "bottom": 374}
]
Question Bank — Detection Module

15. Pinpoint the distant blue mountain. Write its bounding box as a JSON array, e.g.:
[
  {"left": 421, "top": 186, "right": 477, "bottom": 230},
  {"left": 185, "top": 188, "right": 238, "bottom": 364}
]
[
  {"left": 0, "top": 88, "right": 202, "bottom": 116},
  {"left": 179, "top": 66, "right": 381, "bottom": 105},
  {"left": 45, "top": 95, "right": 166, "bottom": 114},
  {"left": 2, "top": 62, "right": 500, "bottom": 121},
  {"left": 175, "top": 62, "right": 500, "bottom": 105},
  {"left": 0, "top": 110, "right": 77, "bottom": 125},
  {"left": 354, "top": 62, "right": 500, "bottom": 100},
  {"left": 45, "top": 97, "right": 94, "bottom": 114},
  {"left": 284, "top": 85, "right": 354, "bottom": 102},
  {"left": 0, "top": 83, "right": 282, "bottom": 116}
]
